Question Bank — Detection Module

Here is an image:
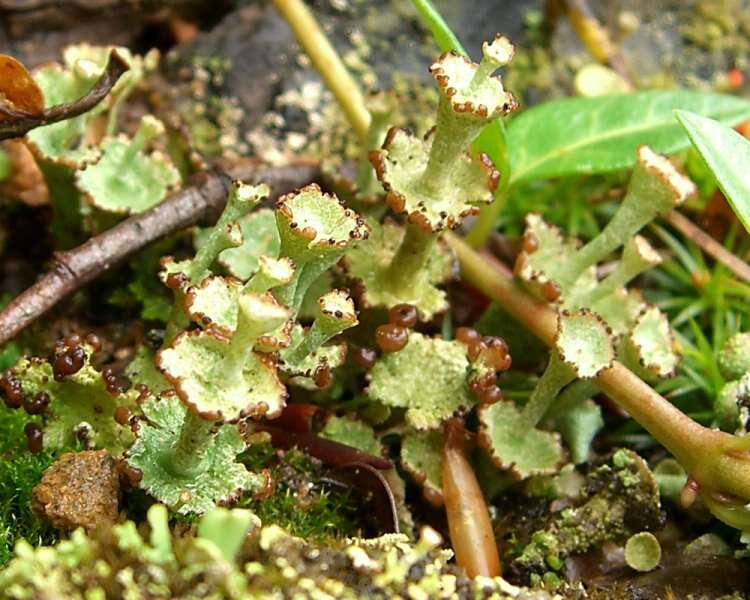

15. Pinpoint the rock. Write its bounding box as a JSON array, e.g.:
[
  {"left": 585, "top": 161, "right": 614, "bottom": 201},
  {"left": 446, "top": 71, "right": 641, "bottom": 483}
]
[{"left": 32, "top": 449, "right": 120, "bottom": 531}]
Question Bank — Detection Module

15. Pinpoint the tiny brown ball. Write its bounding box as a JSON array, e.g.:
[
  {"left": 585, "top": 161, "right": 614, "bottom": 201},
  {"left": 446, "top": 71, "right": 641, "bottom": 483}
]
[
  {"left": 24, "top": 423, "right": 43, "bottom": 453},
  {"left": 375, "top": 324, "right": 409, "bottom": 353},
  {"left": 388, "top": 304, "right": 418, "bottom": 329}
]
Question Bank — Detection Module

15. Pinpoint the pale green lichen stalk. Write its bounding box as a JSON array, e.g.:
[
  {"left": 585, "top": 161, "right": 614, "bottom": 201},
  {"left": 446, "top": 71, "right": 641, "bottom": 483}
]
[
  {"left": 479, "top": 311, "right": 614, "bottom": 479},
  {"left": 273, "top": 184, "right": 369, "bottom": 315},
  {"left": 346, "top": 36, "right": 517, "bottom": 320}
]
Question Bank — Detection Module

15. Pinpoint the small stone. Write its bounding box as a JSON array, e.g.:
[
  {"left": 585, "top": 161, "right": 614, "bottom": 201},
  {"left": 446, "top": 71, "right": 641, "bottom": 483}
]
[{"left": 32, "top": 449, "right": 120, "bottom": 531}]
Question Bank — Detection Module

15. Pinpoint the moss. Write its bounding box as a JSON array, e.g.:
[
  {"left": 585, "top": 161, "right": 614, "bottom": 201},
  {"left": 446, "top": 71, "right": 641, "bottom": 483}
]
[
  {"left": 237, "top": 444, "right": 361, "bottom": 543},
  {"left": 513, "top": 449, "right": 663, "bottom": 576},
  {"left": 0, "top": 405, "right": 79, "bottom": 565}
]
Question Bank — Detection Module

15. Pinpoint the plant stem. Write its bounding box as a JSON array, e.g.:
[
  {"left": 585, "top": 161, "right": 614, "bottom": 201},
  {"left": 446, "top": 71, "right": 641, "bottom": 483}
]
[
  {"left": 546, "top": 379, "right": 598, "bottom": 420},
  {"left": 271, "top": 0, "right": 370, "bottom": 144},
  {"left": 168, "top": 410, "right": 214, "bottom": 476},
  {"left": 421, "top": 101, "right": 482, "bottom": 193},
  {"left": 521, "top": 354, "right": 575, "bottom": 426},
  {"left": 385, "top": 224, "right": 436, "bottom": 296}
]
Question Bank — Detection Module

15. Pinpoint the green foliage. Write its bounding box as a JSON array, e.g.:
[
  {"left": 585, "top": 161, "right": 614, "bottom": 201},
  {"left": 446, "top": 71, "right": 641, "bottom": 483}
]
[
  {"left": 478, "top": 397, "right": 563, "bottom": 480},
  {"left": 238, "top": 444, "right": 360, "bottom": 543},
  {"left": 344, "top": 219, "right": 453, "bottom": 319},
  {"left": 624, "top": 531, "right": 662, "bottom": 572},
  {"left": 367, "top": 332, "right": 474, "bottom": 430},
  {"left": 193, "top": 208, "right": 280, "bottom": 281},
  {"left": 0, "top": 406, "right": 78, "bottom": 566},
  {"left": 409, "top": 0, "right": 510, "bottom": 190},
  {"left": 76, "top": 116, "right": 180, "bottom": 214},
  {"left": 507, "top": 92, "right": 750, "bottom": 185},
  {"left": 400, "top": 429, "right": 444, "bottom": 503},
  {"left": 676, "top": 110, "right": 750, "bottom": 234},
  {"left": 11, "top": 351, "right": 137, "bottom": 454},
  {"left": 125, "top": 394, "right": 260, "bottom": 515},
  {"left": 0, "top": 150, "right": 10, "bottom": 182}
]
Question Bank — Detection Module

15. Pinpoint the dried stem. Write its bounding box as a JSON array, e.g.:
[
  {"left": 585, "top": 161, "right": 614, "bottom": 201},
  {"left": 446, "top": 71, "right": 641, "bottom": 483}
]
[
  {"left": 0, "top": 163, "right": 321, "bottom": 346},
  {"left": 563, "top": 0, "right": 635, "bottom": 87},
  {"left": 0, "top": 51, "right": 130, "bottom": 140},
  {"left": 271, "top": 0, "right": 370, "bottom": 143},
  {"left": 663, "top": 209, "right": 750, "bottom": 284},
  {"left": 442, "top": 419, "right": 502, "bottom": 577}
]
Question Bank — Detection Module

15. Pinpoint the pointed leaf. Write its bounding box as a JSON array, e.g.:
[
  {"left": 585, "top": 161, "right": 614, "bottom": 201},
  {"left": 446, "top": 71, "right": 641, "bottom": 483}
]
[
  {"left": 675, "top": 110, "right": 750, "bottom": 234},
  {"left": 508, "top": 91, "right": 750, "bottom": 184}
]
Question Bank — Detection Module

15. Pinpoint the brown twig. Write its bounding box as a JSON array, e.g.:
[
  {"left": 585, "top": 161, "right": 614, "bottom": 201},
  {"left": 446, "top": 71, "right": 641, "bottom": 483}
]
[
  {"left": 663, "top": 209, "right": 750, "bottom": 284},
  {"left": 561, "top": 0, "right": 635, "bottom": 87},
  {"left": 0, "top": 50, "right": 129, "bottom": 140},
  {"left": 0, "top": 162, "right": 321, "bottom": 346}
]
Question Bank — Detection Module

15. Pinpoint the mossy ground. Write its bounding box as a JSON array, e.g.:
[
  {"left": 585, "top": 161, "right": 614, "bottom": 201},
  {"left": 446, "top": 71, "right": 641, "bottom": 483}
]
[
  {"left": 0, "top": 406, "right": 79, "bottom": 565},
  {"left": 236, "top": 443, "right": 362, "bottom": 543}
]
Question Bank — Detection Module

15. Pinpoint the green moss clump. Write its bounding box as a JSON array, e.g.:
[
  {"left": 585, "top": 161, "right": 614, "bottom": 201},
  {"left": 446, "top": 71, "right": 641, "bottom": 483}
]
[
  {"left": 514, "top": 449, "right": 662, "bottom": 575},
  {"left": 237, "top": 444, "right": 361, "bottom": 543},
  {"left": 0, "top": 406, "right": 79, "bottom": 565}
]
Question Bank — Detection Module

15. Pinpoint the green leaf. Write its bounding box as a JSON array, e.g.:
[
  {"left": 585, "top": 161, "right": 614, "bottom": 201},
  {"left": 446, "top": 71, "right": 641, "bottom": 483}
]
[
  {"left": 675, "top": 110, "right": 750, "bottom": 234},
  {"left": 76, "top": 117, "right": 180, "bottom": 214},
  {"left": 344, "top": 219, "right": 453, "bottom": 320},
  {"left": 508, "top": 91, "right": 750, "bottom": 185},
  {"left": 13, "top": 353, "right": 137, "bottom": 454},
  {"left": 401, "top": 429, "right": 444, "bottom": 505},
  {"left": 478, "top": 401, "right": 563, "bottom": 480},
  {"left": 320, "top": 415, "right": 382, "bottom": 457},
  {"left": 194, "top": 209, "right": 280, "bottom": 281}
]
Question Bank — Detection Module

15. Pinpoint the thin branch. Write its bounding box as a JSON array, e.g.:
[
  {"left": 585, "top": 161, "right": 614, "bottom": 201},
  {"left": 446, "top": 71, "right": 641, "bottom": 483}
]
[
  {"left": 271, "top": 0, "right": 370, "bottom": 143},
  {"left": 0, "top": 163, "right": 321, "bottom": 346},
  {"left": 563, "top": 0, "right": 635, "bottom": 87},
  {"left": 663, "top": 209, "right": 750, "bottom": 284},
  {"left": 0, "top": 50, "right": 129, "bottom": 140}
]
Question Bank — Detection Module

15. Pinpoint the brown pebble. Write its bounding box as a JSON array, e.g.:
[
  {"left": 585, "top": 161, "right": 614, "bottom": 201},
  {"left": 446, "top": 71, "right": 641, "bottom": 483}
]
[
  {"left": 84, "top": 333, "right": 102, "bottom": 351},
  {"left": 478, "top": 385, "right": 503, "bottom": 404},
  {"left": 63, "top": 334, "right": 81, "bottom": 349},
  {"left": 32, "top": 449, "right": 120, "bottom": 531},
  {"left": 388, "top": 304, "right": 418, "bottom": 329},
  {"left": 522, "top": 232, "right": 539, "bottom": 254},
  {"left": 118, "top": 461, "right": 143, "bottom": 487},
  {"left": 467, "top": 339, "right": 487, "bottom": 362},
  {"left": 23, "top": 392, "right": 50, "bottom": 415},
  {"left": 481, "top": 336, "right": 512, "bottom": 371},
  {"left": 102, "top": 367, "right": 130, "bottom": 395},
  {"left": 352, "top": 347, "right": 378, "bottom": 370},
  {"left": 456, "top": 327, "right": 481, "bottom": 346},
  {"left": 24, "top": 423, "right": 43, "bottom": 453},
  {"left": 375, "top": 324, "right": 409, "bottom": 353},
  {"left": 0, "top": 372, "right": 24, "bottom": 409}
]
